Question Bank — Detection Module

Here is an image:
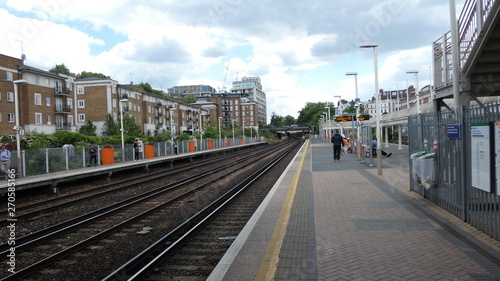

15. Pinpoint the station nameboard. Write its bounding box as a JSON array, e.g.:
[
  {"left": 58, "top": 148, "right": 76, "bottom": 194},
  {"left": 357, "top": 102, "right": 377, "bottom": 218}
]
[
  {"left": 335, "top": 116, "right": 354, "bottom": 122},
  {"left": 358, "top": 115, "right": 370, "bottom": 121}
]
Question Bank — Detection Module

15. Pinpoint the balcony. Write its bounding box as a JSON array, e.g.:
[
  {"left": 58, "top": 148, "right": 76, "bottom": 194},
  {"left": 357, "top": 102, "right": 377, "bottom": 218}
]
[
  {"left": 55, "top": 105, "right": 72, "bottom": 113},
  {"left": 56, "top": 123, "right": 71, "bottom": 130},
  {"left": 119, "top": 93, "right": 129, "bottom": 100},
  {"left": 54, "top": 87, "right": 71, "bottom": 96},
  {"left": 156, "top": 111, "right": 163, "bottom": 117},
  {"left": 155, "top": 101, "right": 162, "bottom": 107}
]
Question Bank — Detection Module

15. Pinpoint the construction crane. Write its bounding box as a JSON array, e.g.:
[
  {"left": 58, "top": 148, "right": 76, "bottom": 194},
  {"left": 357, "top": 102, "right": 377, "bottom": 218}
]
[{"left": 221, "top": 61, "right": 230, "bottom": 92}]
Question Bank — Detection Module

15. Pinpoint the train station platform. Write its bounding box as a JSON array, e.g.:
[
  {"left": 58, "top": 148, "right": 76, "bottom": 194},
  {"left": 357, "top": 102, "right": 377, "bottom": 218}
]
[{"left": 209, "top": 139, "right": 500, "bottom": 280}]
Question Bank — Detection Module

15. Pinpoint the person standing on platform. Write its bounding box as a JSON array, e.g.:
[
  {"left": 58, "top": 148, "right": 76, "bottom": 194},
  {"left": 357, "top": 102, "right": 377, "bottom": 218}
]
[
  {"left": 0, "top": 144, "right": 11, "bottom": 179},
  {"left": 133, "top": 138, "right": 141, "bottom": 161},
  {"left": 331, "top": 130, "right": 344, "bottom": 162},
  {"left": 173, "top": 141, "right": 178, "bottom": 155},
  {"left": 89, "top": 144, "right": 97, "bottom": 166}
]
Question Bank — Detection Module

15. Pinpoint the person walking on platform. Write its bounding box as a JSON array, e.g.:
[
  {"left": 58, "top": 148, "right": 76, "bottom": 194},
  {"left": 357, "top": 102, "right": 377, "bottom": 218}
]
[
  {"left": 0, "top": 144, "right": 11, "bottom": 179},
  {"left": 89, "top": 144, "right": 97, "bottom": 166},
  {"left": 331, "top": 130, "right": 344, "bottom": 162},
  {"left": 173, "top": 141, "right": 178, "bottom": 155}
]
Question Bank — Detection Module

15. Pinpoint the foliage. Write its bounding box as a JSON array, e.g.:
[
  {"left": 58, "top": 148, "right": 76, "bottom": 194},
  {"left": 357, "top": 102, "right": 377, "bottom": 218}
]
[
  {"left": 181, "top": 95, "right": 197, "bottom": 104},
  {"left": 343, "top": 102, "right": 365, "bottom": 114},
  {"left": 270, "top": 112, "right": 285, "bottom": 128},
  {"left": 22, "top": 132, "right": 51, "bottom": 149},
  {"left": 79, "top": 120, "right": 97, "bottom": 136},
  {"left": 297, "top": 102, "right": 335, "bottom": 133},
  {"left": 202, "top": 123, "right": 223, "bottom": 139},
  {"left": 283, "top": 115, "right": 297, "bottom": 126},
  {"left": 175, "top": 133, "right": 192, "bottom": 142},
  {"left": 123, "top": 115, "right": 142, "bottom": 136},
  {"left": 76, "top": 71, "right": 108, "bottom": 80},
  {"left": 137, "top": 82, "right": 164, "bottom": 96},
  {"left": 102, "top": 114, "right": 119, "bottom": 136},
  {"left": 49, "top": 64, "right": 71, "bottom": 75}
]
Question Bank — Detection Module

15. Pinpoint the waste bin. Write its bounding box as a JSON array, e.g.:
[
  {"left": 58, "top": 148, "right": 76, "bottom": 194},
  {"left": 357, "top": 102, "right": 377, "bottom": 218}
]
[
  {"left": 420, "top": 153, "right": 436, "bottom": 190},
  {"left": 410, "top": 151, "right": 427, "bottom": 184}
]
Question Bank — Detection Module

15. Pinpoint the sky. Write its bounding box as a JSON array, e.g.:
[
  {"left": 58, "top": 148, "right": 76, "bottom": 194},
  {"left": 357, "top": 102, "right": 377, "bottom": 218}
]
[{"left": 0, "top": 0, "right": 466, "bottom": 122}]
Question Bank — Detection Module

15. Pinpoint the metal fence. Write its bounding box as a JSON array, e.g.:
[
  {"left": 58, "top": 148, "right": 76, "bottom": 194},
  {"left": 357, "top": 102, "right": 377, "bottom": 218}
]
[
  {"left": 408, "top": 105, "right": 500, "bottom": 241},
  {"left": 10, "top": 137, "right": 261, "bottom": 178}
]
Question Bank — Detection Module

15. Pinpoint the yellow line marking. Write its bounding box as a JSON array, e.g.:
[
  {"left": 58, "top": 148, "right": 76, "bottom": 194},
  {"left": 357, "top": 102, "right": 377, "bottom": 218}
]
[{"left": 254, "top": 140, "right": 309, "bottom": 281}]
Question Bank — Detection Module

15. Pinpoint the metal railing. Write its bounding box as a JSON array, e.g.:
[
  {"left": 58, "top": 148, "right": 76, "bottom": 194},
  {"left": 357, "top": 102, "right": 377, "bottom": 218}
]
[
  {"left": 434, "top": 0, "right": 497, "bottom": 90},
  {"left": 408, "top": 103, "right": 500, "bottom": 241},
  {"left": 10, "top": 137, "right": 262, "bottom": 178}
]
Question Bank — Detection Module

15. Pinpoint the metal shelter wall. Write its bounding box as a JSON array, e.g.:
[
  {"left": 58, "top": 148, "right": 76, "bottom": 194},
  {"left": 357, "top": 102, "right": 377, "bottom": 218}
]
[{"left": 408, "top": 105, "right": 499, "bottom": 241}]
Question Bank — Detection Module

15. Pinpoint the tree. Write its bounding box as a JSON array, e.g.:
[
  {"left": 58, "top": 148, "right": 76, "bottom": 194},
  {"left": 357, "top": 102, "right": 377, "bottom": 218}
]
[
  {"left": 270, "top": 112, "right": 285, "bottom": 128},
  {"left": 123, "top": 115, "right": 142, "bottom": 136},
  {"left": 102, "top": 114, "right": 119, "bottom": 136},
  {"left": 137, "top": 82, "right": 164, "bottom": 96},
  {"left": 297, "top": 102, "right": 335, "bottom": 132},
  {"left": 181, "top": 95, "right": 197, "bottom": 104},
  {"left": 49, "top": 64, "right": 71, "bottom": 75},
  {"left": 284, "top": 115, "right": 297, "bottom": 126},
  {"left": 79, "top": 120, "right": 97, "bottom": 136},
  {"left": 76, "top": 71, "right": 108, "bottom": 80}
]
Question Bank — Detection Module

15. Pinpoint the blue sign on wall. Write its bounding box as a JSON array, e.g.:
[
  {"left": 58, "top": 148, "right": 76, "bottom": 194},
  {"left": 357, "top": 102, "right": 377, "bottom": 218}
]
[{"left": 446, "top": 124, "right": 461, "bottom": 138}]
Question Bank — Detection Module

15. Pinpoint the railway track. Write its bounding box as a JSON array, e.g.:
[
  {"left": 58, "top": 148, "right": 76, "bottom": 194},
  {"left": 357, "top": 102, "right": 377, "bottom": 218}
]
[
  {"left": 0, "top": 140, "right": 300, "bottom": 281},
  {"left": 103, "top": 140, "right": 301, "bottom": 281}
]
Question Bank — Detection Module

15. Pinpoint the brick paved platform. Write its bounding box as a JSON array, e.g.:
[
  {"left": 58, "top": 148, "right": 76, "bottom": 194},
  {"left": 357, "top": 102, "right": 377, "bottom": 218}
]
[{"left": 209, "top": 139, "right": 500, "bottom": 281}]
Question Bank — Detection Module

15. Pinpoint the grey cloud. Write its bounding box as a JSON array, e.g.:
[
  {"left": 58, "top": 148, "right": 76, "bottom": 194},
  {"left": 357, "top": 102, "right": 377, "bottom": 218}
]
[{"left": 129, "top": 38, "right": 189, "bottom": 64}]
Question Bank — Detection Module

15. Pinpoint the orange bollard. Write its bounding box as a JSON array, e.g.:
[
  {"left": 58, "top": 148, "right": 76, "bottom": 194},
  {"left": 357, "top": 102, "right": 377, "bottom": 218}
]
[{"left": 101, "top": 148, "right": 114, "bottom": 165}]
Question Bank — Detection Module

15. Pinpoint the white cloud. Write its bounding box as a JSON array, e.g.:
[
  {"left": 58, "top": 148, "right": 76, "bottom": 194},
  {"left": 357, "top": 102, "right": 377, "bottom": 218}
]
[{"left": 0, "top": 0, "right": 470, "bottom": 122}]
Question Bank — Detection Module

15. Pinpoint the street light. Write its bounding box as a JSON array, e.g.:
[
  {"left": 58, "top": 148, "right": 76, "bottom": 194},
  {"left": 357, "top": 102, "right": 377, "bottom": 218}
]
[
  {"left": 119, "top": 98, "right": 128, "bottom": 162},
  {"left": 360, "top": 42, "right": 382, "bottom": 175},
  {"left": 218, "top": 117, "right": 223, "bottom": 147},
  {"left": 324, "top": 106, "right": 331, "bottom": 140},
  {"left": 346, "top": 72, "right": 361, "bottom": 160},
  {"left": 13, "top": 79, "right": 26, "bottom": 177},
  {"left": 406, "top": 70, "right": 420, "bottom": 114}
]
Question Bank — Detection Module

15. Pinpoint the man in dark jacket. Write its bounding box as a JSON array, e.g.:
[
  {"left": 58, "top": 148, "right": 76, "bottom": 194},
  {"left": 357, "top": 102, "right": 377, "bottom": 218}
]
[{"left": 331, "top": 130, "right": 344, "bottom": 162}]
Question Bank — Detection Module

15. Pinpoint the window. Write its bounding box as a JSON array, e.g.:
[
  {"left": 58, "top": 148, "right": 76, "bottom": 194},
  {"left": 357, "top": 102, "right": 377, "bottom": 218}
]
[
  {"left": 46, "top": 97, "right": 51, "bottom": 106},
  {"left": 67, "top": 98, "right": 73, "bottom": 108},
  {"left": 68, "top": 115, "right": 73, "bottom": 126},
  {"left": 112, "top": 99, "right": 116, "bottom": 108},
  {"left": 45, "top": 78, "right": 50, "bottom": 86},
  {"left": 6, "top": 72, "right": 13, "bottom": 81},
  {"left": 8, "top": 113, "right": 14, "bottom": 123},
  {"left": 35, "top": 113, "right": 42, "bottom": 124},
  {"left": 78, "top": 114, "right": 85, "bottom": 123},
  {"left": 35, "top": 75, "right": 39, "bottom": 85},
  {"left": 78, "top": 100, "right": 85, "bottom": 108},
  {"left": 7, "top": 92, "right": 14, "bottom": 102},
  {"left": 34, "top": 93, "right": 42, "bottom": 105},
  {"left": 47, "top": 115, "right": 52, "bottom": 125},
  {"left": 77, "top": 87, "right": 84, "bottom": 94},
  {"left": 0, "top": 112, "right": 2, "bottom": 122}
]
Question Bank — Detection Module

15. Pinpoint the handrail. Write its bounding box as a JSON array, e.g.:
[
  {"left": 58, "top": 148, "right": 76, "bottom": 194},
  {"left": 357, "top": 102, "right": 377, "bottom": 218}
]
[{"left": 434, "top": 0, "right": 496, "bottom": 90}]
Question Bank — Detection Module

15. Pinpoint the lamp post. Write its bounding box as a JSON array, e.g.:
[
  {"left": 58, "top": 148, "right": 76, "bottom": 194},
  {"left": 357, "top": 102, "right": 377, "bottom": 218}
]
[
  {"left": 218, "top": 117, "right": 223, "bottom": 147},
  {"left": 360, "top": 42, "right": 382, "bottom": 175},
  {"left": 324, "top": 106, "right": 331, "bottom": 139},
  {"left": 406, "top": 70, "right": 420, "bottom": 114},
  {"left": 231, "top": 120, "right": 235, "bottom": 145},
  {"left": 13, "top": 79, "right": 27, "bottom": 178},
  {"left": 346, "top": 72, "right": 361, "bottom": 160},
  {"left": 119, "top": 98, "right": 128, "bottom": 162}
]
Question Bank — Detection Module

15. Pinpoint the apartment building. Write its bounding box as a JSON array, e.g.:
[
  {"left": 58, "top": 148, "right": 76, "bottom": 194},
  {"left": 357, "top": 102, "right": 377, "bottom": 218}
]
[
  {"left": 231, "top": 76, "right": 267, "bottom": 125},
  {"left": 0, "top": 54, "right": 76, "bottom": 135},
  {"left": 0, "top": 53, "right": 211, "bottom": 137}
]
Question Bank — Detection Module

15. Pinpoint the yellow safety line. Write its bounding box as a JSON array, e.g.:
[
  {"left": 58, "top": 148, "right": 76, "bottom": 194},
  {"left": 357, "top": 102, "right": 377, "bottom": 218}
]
[{"left": 254, "top": 140, "right": 309, "bottom": 281}]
